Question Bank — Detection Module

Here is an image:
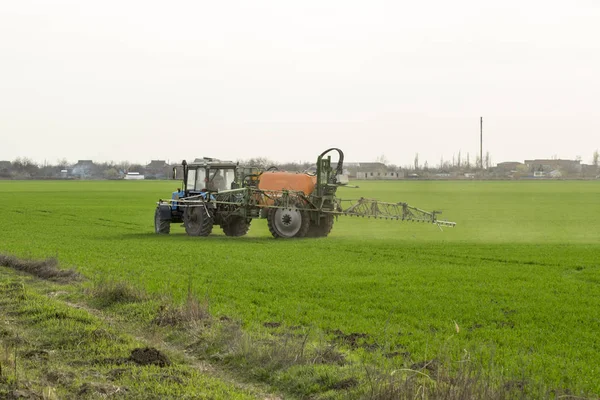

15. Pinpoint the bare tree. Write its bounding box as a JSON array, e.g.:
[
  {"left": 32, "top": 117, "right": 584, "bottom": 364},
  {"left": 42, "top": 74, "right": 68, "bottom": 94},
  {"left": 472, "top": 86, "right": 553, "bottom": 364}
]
[
  {"left": 457, "top": 150, "right": 462, "bottom": 168},
  {"left": 484, "top": 151, "right": 491, "bottom": 169},
  {"left": 414, "top": 153, "right": 419, "bottom": 171},
  {"left": 238, "top": 157, "right": 275, "bottom": 169},
  {"left": 12, "top": 157, "right": 39, "bottom": 177},
  {"left": 593, "top": 150, "right": 599, "bottom": 168},
  {"left": 466, "top": 152, "right": 471, "bottom": 169},
  {"left": 375, "top": 154, "right": 388, "bottom": 165},
  {"left": 56, "top": 158, "right": 71, "bottom": 169}
]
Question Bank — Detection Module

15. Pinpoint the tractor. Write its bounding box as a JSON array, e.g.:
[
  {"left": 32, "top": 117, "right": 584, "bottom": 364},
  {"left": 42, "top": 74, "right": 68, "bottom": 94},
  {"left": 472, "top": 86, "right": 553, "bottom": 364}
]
[{"left": 154, "top": 148, "right": 455, "bottom": 238}]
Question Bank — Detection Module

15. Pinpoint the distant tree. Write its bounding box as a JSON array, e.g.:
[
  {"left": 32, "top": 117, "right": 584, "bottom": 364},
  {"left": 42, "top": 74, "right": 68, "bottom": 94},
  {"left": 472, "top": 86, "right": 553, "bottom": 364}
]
[
  {"left": 414, "top": 153, "right": 419, "bottom": 170},
  {"left": 128, "top": 164, "right": 146, "bottom": 174},
  {"left": 56, "top": 158, "right": 71, "bottom": 169},
  {"left": 37, "top": 164, "right": 61, "bottom": 178},
  {"left": 117, "top": 161, "right": 131, "bottom": 171},
  {"left": 513, "top": 163, "right": 530, "bottom": 179},
  {"left": 593, "top": 150, "right": 599, "bottom": 168},
  {"left": 238, "top": 157, "right": 275, "bottom": 170},
  {"left": 423, "top": 161, "right": 429, "bottom": 171},
  {"left": 484, "top": 152, "right": 491, "bottom": 169},
  {"left": 457, "top": 150, "right": 462, "bottom": 168},
  {"left": 466, "top": 152, "right": 471, "bottom": 169},
  {"left": 103, "top": 168, "right": 120, "bottom": 180},
  {"left": 12, "top": 157, "right": 39, "bottom": 177},
  {"left": 277, "top": 161, "right": 312, "bottom": 172},
  {"left": 375, "top": 154, "right": 389, "bottom": 165}
]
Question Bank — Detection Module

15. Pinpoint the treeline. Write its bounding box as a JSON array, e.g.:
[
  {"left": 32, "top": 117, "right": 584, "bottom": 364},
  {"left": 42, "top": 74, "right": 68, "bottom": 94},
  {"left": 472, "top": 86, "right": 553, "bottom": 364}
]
[
  {"left": 2, "top": 149, "right": 598, "bottom": 180},
  {"left": 0, "top": 157, "right": 314, "bottom": 180},
  {"left": 0, "top": 158, "right": 151, "bottom": 180},
  {"left": 403, "top": 151, "right": 491, "bottom": 173}
]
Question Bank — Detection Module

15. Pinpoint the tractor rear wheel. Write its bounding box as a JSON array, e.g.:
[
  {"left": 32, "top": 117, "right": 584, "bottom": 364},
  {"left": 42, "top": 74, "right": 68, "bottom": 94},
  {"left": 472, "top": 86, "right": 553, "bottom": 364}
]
[
  {"left": 267, "top": 204, "right": 310, "bottom": 238},
  {"left": 306, "top": 214, "right": 334, "bottom": 238},
  {"left": 183, "top": 206, "right": 214, "bottom": 237},
  {"left": 154, "top": 207, "right": 170, "bottom": 234},
  {"left": 221, "top": 216, "right": 251, "bottom": 237}
]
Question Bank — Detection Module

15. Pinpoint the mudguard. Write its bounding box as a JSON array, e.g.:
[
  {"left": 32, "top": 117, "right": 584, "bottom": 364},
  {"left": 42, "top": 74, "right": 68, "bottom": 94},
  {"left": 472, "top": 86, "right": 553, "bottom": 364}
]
[{"left": 158, "top": 204, "right": 172, "bottom": 220}]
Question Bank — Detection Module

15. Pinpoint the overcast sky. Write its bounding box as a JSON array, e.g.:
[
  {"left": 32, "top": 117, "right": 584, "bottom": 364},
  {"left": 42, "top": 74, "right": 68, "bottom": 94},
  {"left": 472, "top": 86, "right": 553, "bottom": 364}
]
[{"left": 1, "top": 0, "right": 598, "bottom": 167}]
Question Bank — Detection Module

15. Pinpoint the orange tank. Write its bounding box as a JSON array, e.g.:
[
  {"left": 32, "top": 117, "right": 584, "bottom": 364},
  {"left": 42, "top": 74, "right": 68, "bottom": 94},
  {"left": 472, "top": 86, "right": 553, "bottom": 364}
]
[{"left": 258, "top": 171, "right": 317, "bottom": 195}]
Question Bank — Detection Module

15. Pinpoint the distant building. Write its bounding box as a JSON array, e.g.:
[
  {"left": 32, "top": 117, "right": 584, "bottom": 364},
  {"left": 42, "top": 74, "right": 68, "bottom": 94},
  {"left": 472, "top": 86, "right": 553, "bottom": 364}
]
[
  {"left": 72, "top": 160, "right": 95, "bottom": 178},
  {"left": 124, "top": 172, "right": 145, "bottom": 180},
  {"left": 525, "top": 159, "right": 581, "bottom": 175},
  {"left": 306, "top": 161, "right": 402, "bottom": 179},
  {"left": 582, "top": 164, "right": 600, "bottom": 178},
  {"left": 0, "top": 161, "right": 11, "bottom": 178},
  {"left": 493, "top": 161, "right": 525, "bottom": 178},
  {"left": 351, "top": 162, "right": 403, "bottom": 180},
  {"left": 145, "top": 160, "right": 170, "bottom": 179},
  {"left": 496, "top": 161, "right": 523, "bottom": 172}
]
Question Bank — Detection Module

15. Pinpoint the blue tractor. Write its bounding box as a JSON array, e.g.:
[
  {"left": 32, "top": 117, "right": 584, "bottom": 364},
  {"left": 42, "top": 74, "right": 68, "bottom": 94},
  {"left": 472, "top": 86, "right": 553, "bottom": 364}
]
[{"left": 154, "top": 157, "right": 246, "bottom": 236}]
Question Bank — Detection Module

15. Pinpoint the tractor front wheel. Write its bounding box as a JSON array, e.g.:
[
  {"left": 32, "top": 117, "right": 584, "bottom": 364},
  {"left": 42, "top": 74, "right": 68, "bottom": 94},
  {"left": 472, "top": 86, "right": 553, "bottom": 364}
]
[
  {"left": 267, "top": 205, "right": 310, "bottom": 238},
  {"left": 183, "top": 206, "right": 214, "bottom": 237},
  {"left": 221, "top": 216, "right": 251, "bottom": 237},
  {"left": 154, "top": 207, "right": 171, "bottom": 234}
]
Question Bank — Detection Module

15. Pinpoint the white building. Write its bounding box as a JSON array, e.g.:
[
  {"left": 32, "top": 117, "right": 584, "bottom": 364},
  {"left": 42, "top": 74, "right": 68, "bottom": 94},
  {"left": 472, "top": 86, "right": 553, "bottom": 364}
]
[{"left": 124, "top": 172, "right": 145, "bottom": 180}]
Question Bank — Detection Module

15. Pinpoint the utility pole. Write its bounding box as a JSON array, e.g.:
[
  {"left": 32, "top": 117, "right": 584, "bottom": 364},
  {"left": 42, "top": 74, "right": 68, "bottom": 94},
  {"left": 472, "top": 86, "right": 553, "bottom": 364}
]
[{"left": 480, "top": 116, "right": 483, "bottom": 169}]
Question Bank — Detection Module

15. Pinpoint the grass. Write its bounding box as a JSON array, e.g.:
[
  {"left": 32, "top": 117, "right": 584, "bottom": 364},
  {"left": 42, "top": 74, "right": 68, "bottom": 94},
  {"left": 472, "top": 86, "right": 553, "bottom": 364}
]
[
  {"left": 0, "top": 271, "right": 259, "bottom": 399},
  {"left": 0, "top": 179, "right": 599, "bottom": 397}
]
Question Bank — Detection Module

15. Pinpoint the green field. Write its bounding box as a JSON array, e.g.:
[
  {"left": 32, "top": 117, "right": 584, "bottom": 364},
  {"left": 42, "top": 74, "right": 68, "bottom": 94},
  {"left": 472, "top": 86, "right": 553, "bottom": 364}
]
[{"left": 1, "top": 180, "right": 600, "bottom": 395}]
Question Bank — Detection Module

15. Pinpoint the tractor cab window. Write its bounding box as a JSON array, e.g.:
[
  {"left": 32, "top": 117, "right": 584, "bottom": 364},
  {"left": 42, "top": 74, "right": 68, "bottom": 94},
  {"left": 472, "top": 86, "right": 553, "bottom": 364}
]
[
  {"left": 186, "top": 168, "right": 207, "bottom": 191},
  {"left": 207, "top": 168, "right": 236, "bottom": 191},
  {"left": 194, "top": 169, "right": 207, "bottom": 190},
  {"left": 186, "top": 169, "right": 196, "bottom": 190}
]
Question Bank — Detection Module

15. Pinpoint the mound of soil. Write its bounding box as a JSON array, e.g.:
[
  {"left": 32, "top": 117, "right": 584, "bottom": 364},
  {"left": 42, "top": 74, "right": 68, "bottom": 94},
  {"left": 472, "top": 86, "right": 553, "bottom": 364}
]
[{"left": 129, "top": 347, "right": 171, "bottom": 367}]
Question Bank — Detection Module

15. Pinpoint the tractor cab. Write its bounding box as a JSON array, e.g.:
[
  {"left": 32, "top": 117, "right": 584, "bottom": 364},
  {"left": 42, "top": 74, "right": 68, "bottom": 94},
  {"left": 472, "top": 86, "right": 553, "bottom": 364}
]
[{"left": 183, "top": 158, "right": 238, "bottom": 195}]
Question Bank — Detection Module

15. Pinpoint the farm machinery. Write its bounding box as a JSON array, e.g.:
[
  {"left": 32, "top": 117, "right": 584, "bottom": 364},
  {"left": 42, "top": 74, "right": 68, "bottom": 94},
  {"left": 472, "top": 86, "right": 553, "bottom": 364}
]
[{"left": 154, "top": 148, "right": 456, "bottom": 238}]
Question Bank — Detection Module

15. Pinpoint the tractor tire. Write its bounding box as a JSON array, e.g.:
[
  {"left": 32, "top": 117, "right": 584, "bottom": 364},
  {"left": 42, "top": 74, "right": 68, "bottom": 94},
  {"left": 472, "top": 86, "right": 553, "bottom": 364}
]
[
  {"left": 183, "top": 206, "right": 214, "bottom": 237},
  {"left": 267, "top": 204, "right": 310, "bottom": 239},
  {"left": 221, "top": 216, "right": 251, "bottom": 237},
  {"left": 306, "top": 214, "right": 334, "bottom": 238},
  {"left": 154, "top": 207, "right": 171, "bottom": 234}
]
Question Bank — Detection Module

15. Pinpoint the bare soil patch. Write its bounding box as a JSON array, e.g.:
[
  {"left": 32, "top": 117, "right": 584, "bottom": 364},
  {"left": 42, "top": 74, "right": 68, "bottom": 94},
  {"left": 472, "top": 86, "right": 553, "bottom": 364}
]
[{"left": 0, "top": 254, "right": 80, "bottom": 283}]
